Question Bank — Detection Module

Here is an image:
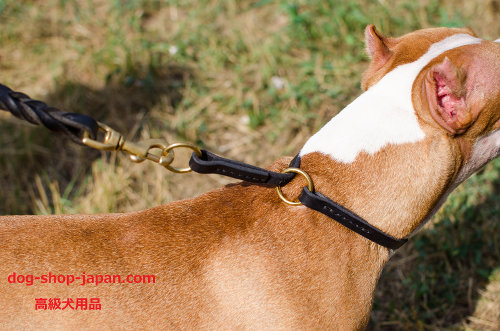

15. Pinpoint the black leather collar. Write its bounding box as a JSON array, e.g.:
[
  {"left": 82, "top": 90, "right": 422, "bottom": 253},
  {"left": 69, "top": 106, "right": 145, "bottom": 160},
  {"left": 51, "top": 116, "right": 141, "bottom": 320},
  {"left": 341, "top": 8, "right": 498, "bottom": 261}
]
[{"left": 189, "top": 151, "right": 407, "bottom": 250}]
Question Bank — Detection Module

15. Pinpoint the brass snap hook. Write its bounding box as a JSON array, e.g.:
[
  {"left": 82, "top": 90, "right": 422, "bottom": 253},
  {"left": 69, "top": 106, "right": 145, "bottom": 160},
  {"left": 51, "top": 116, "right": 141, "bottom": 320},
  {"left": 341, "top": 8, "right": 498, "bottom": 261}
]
[
  {"left": 276, "top": 168, "right": 314, "bottom": 206},
  {"left": 81, "top": 121, "right": 203, "bottom": 174},
  {"left": 81, "top": 122, "right": 123, "bottom": 151}
]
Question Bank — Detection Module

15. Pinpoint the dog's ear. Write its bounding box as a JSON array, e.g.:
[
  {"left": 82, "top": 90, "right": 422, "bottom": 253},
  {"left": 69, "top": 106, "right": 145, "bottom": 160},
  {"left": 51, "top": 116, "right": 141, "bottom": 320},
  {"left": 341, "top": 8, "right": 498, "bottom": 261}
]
[
  {"left": 362, "top": 25, "right": 394, "bottom": 90},
  {"left": 365, "top": 24, "right": 392, "bottom": 67},
  {"left": 425, "top": 57, "right": 471, "bottom": 134}
]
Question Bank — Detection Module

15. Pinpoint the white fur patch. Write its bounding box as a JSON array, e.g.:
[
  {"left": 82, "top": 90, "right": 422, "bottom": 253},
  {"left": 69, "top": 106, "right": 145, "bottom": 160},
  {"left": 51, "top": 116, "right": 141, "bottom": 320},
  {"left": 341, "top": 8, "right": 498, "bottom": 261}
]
[
  {"left": 300, "top": 34, "right": 482, "bottom": 163},
  {"left": 495, "top": 38, "right": 500, "bottom": 43}
]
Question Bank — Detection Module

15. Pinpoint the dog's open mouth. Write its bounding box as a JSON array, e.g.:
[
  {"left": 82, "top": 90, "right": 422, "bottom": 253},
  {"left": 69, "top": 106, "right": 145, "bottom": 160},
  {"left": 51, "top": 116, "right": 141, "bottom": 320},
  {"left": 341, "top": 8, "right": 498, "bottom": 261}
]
[
  {"left": 424, "top": 58, "right": 471, "bottom": 134},
  {"left": 435, "top": 71, "right": 464, "bottom": 118}
]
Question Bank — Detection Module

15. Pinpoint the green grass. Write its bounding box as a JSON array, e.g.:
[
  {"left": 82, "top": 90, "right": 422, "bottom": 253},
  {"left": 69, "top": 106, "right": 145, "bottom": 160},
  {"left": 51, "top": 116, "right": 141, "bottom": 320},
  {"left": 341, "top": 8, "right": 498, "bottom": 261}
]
[{"left": 0, "top": 0, "right": 499, "bottom": 329}]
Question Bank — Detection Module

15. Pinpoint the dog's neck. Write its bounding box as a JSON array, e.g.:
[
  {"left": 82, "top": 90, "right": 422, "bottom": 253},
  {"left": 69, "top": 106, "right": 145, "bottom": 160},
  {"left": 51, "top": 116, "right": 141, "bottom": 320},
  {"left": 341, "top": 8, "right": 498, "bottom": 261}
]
[{"left": 297, "top": 34, "right": 481, "bottom": 240}]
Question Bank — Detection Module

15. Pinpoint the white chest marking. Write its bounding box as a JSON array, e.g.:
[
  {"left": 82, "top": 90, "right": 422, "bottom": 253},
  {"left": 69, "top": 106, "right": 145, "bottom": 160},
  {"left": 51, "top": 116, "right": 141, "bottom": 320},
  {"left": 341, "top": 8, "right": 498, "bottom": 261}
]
[{"left": 300, "top": 34, "right": 482, "bottom": 163}]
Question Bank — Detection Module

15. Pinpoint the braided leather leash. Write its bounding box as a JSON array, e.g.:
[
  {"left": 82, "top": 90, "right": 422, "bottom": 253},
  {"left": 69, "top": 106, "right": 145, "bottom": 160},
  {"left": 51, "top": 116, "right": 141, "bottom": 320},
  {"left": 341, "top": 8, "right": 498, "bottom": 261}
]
[{"left": 0, "top": 84, "right": 98, "bottom": 144}]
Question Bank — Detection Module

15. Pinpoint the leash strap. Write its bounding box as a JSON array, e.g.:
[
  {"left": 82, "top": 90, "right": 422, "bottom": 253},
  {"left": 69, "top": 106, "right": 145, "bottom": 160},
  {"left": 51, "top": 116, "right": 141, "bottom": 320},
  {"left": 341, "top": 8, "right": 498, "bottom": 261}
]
[
  {"left": 299, "top": 187, "right": 408, "bottom": 250},
  {"left": 190, "top": 149, "right": 301, "bottom": 186}
]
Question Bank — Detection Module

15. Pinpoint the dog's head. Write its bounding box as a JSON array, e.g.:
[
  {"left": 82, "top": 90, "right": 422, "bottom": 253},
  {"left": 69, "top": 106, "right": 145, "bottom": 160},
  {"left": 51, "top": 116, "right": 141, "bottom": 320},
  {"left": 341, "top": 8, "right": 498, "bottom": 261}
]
[{"left": 363, "top": 25, "right": 500, "bottom": 186}]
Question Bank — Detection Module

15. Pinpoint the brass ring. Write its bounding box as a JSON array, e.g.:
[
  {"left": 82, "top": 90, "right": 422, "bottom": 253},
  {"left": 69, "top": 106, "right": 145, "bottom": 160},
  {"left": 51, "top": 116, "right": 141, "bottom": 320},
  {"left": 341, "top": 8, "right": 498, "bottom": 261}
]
[
  {"left": 276, "top": 168, "right": 314, "bottom": 206},
  {"left": 162, "top": 143, "right": 203, "bottom": 173},
  {"left": 147, "top": 143, "right": 174, "bottom": 166}
]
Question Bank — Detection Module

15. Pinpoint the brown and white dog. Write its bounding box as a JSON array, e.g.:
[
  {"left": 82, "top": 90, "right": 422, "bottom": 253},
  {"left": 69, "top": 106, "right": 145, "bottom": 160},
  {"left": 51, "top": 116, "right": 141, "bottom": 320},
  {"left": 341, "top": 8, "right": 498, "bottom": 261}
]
[{"left": 1, "top": 25, "right": 500, "bottom": 330}]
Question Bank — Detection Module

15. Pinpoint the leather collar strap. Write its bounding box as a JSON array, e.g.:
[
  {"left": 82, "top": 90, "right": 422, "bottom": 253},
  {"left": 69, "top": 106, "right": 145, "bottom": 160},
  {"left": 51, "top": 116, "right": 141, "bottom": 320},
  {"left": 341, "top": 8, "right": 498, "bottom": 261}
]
[
  {"left": 190, "top": 151, "right": 407, "bottom": 250},
  {"left": 299, "top": 187, "right": 407, "bottom": 250}
]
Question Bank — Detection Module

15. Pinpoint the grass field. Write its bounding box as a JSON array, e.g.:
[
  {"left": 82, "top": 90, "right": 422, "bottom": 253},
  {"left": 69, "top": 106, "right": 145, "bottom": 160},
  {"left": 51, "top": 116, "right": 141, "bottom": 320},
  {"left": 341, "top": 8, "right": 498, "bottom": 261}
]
[{"left": 0, "top": 0, "right": 498, "bottom": 329}]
